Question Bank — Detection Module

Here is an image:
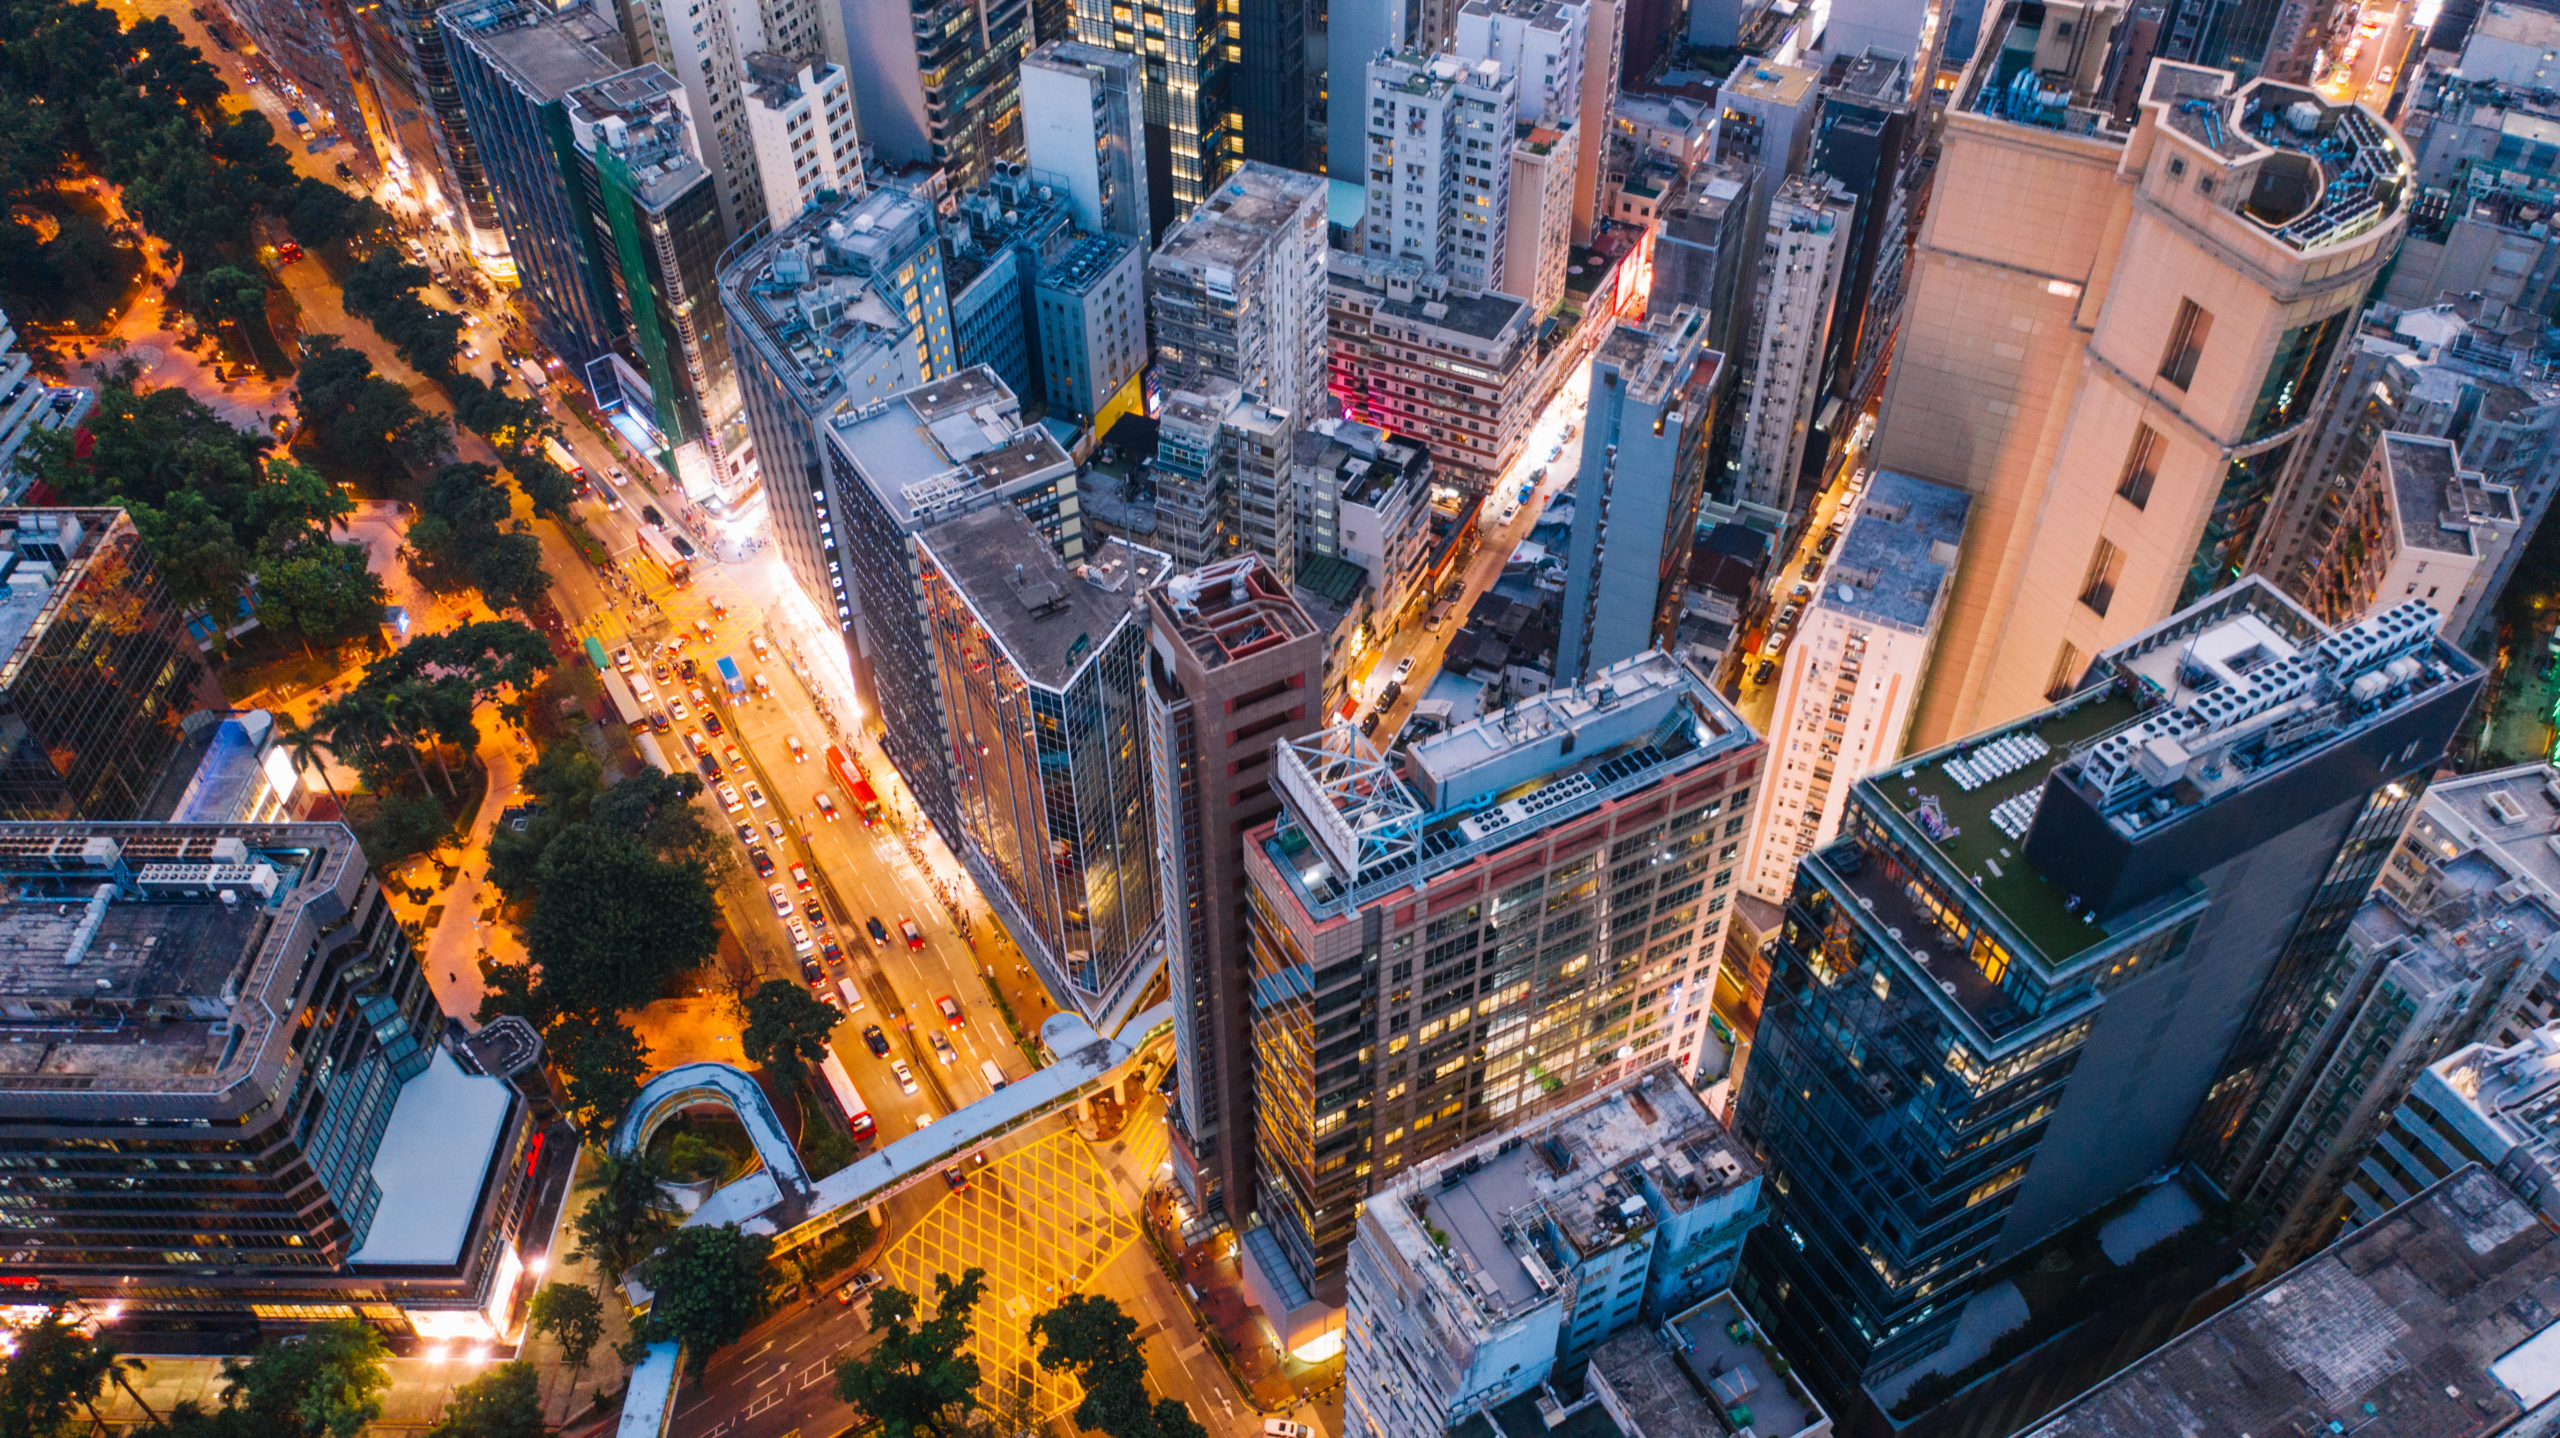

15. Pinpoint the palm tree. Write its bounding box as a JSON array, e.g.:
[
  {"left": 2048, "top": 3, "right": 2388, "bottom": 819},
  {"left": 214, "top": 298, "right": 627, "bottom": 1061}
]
[{"left": 274, "top": 714, "right": 343, "bottom": 817}]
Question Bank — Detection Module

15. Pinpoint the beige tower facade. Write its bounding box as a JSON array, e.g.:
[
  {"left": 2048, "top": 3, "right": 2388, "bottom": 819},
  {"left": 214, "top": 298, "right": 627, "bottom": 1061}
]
[{"left": 1875, "top": 0, "right": 2411, "bottom": 749}]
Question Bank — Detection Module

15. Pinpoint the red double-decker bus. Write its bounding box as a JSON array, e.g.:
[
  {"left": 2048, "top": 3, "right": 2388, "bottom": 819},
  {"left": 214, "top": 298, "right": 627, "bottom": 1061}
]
[{"left": 826, "top": 746, "right": 884, "bottom": 825}]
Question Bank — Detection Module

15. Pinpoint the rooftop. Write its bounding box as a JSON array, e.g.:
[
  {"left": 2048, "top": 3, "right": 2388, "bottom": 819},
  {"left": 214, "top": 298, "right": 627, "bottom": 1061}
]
[
  {"left": 0, "top": 824, "right": 360, "bottom": 1108},
  {"left": 345, "top": 1048, "right": 515, "bottom": 1265},
  {"left": 1040, "top": 230, "right": 1138, "bottom": 295},
  {"left": 1151, "top": 162, "right": 1325, "bottom": 273},
  {"left": 1595, "top": 306, "right": 1716, "bottom": 407},
  {"left": 1147, "top": 554, "right": 1319, "bottom": 670},
  {"left": 438, "top": 0, "right": 625, "bottom": 99},
  {"left": 1719, "top": 60, "right": 1817, "bottom": 109},
  {"left": 1813, "top": 470, "right": 1968, "bottom": 633},
  {"left": 918, "top": 505, "right": 1167, "bottom": 691},
  {"left": 2022, "top": 1166, "right": 2560, "bottom": 1438},
  {"left": 1331, "top": 255, "right": 1532, "bottom": 348},
  {"left": 2436, "top": 1026, "right": 2560, "bottom": 1177},
  {"left": 2416, "top": 762, "right": 2560, "bottom": 901},
  {"left": 1268, "top": 652, "right": 1756, "bottom": 914},
  {"left": 1653, "top": 1292, "right": 1827, "bottom": 1438},
  {"left": 2384, "top": 433, "right": 2516, "bottom": 556},
  {"left": 1368, "top": 1068, "right": 1753, "bottom": 1325},
  {"left": 1825, "top": 45, "right": 1910, "bottom": 105},
  {"left": 1296, "top": 416, "right": 1430, "bottom": 508},
  {"left": 565, "top": 66, "right": 704, "bottom": 212},
  {"left": 0, "top": 510, "right": 109, "bottom": 685},
  {"left": 719, "top": 186, "right": 941, "bottom": 406},
  {"left": 824, "top": 367, "right": 1074, "bottom": 527}
]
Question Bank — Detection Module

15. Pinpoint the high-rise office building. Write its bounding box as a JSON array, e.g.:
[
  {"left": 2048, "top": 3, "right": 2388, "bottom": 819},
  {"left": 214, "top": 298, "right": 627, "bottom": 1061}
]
[
  {"left": 1145, "top": 555, "right": 1325, "bottom": 1216},
  {"left": 1557, "top": 309, "right": 1722, "bottom": 684},
  {"left": 443, "top": 8, "right": 740, "bottom": 469},
  {"left": 817, "top": 368, "right": 1082, "bottom": 854},
  {"left": 833, "top": 0, "right": 1029, "bottom": 191},
  {"left": 917, "top": 509, "right": 1168, "bottom": 1030},
  {"left": 0, "top": 510, "right": 224, "bottom": 821},
  {"left": 2024, "top": 1167, "right": 2560, "bottom": 1438},
  {"left": 441, "top": 1, "right": 630, "bottom": 373},
  {"left": 1232, "top": 0, "right": 1315, "bottom": 173},
  {"left": 1345, "top": 1066, "right": 1763, "bottom": 1437},
  {"left": 1032, "top": 231, "right": 1149, "bottom": 430},
  {"left": 1070, "top": 0, "right": 1235, "bottom": 238},
  {"left": 610, "top": 0, "right": 824, "bottom": 232},
  {"left": 563, "top": 68, "right": 741, "bottom": 465},
  {"left": 1733, "top": 581, "right": 2481, "bottom": 1395},
  {"left": 741, "top": 53, "right": 861, "bottom": 229},
  {"left": 0, "top": 823, "right": 548, "bottom": 1339},
  {"left": 1811, "top": 47, "right": 1918, "bottom": 413},
  {"left": 1243, "top": 651, "right": 1763, "bottom": 1299},
  {"left": 1877, "top": 7, "right": 2411, "bottom": 749},
  {"left": 351, "top": 0, "right": 512, "bottom": 267},
  {"left": 1731, "top": 175, "right": 1852, "bottom": 518},
  {"left": 717, "top": 185, "right": 954, "bottom": 668},
  {"left": 1744, "top": 471, "right": 1969, "bottom": 902},
  {"left": 1019, "top": 42, "right": 1154, "bottom": 245},
  {"left": 1360, "top": 52, "right": 1519, "bottom": 296}
]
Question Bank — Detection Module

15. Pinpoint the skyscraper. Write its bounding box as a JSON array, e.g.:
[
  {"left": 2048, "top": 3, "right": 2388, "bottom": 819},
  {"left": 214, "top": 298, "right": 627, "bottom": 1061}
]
[
  {"left": 1556, "top": 308, "right": 1722, "bottom": 684},
  {"left": 351, "top": 0, "right": 512, "bottom": 267},
  {"left": 1243, "top": 651, "right": 1763, "bottom": 1299},
  {"left": 1730, "top": 175, "right": 1852, "bottom": 518},
  {"left": 741, "top": 54, "right": 862, "bottom": 229},
  {"left": 717, "top": 185, "right": 953, "bottom": 675},
  {"left": 0, "top": 823, "right": 547, "bottom": 1339},
  {"left": 833, "top": 0, "right": 1030, "bottom": 191},
  {"left": 916, "top": 510, "right": 1169, "bottom": 1030},
  {"left": 0, "top": 510, "right": 225, "bottom": 821},
  {"left": 1145, "top": 555, "right": 1325, "bottom": 1217},
  {"left": 1070, "top": 0, "right": 1235, "bottom": 237},
  {"left": 1877, "top": 5, "right": 2411, "bottom": 749},
  {"left": 1019, "top": 42, "right": 1153, "bottom": 245},
  {"left": 609, "top": 0, "right": 825, "bottom": 231},
  {"left": 1733, "top": 581, "right": 2481, "bottom": 1395}
]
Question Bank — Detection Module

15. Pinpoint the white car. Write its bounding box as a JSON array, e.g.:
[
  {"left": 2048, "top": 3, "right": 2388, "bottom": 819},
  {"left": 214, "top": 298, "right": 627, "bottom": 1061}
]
[
  {"left": 929, "top": 1032, "right": 958, "bottom": 1065},
  {"left": 745, "top": 780, "right": 768, "bottom": 809},
  {"left": 668, "top": 697, "right": 689, "bottom": 722},
  {"left": 768, "top": 883, "right": 792, "bottom": 916},
  {"left": 1393, "top": 655, "right": 1416, "bottom": 683},
  {"left": 719, "top": 783, "right": 743, "bottom": 813},
  {"left": 788, "top": 736, "right": 807, "bottom": 762},
  {"left": 608, "top": 466, "right": 627, "bottom": 486},
  {"left": 891, "top": 1060, "right": 919, "bottom": 1095},
  {"left": 786, "top": 918, "right": 814, "bottom": 953}
]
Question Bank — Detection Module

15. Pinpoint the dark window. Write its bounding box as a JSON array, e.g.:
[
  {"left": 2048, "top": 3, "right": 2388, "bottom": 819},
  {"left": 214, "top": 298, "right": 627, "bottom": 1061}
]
[
  {"left": 2045, "top": 642, "right": 2084, "bottom": 701},
  {"left": 2159, "top": 298, "right": 2211, "bottom": 389},
  {"left": 2079, "top": 539, "right": 2124, "bottom": 617},
  {"left": 2117, "top": 424, "right": 2164, "bottom": 509}
]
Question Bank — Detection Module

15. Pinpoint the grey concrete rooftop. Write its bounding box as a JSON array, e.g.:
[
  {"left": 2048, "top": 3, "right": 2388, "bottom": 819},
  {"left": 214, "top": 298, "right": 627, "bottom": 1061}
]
[
  {"left": 917, "top": 505, "right": 1167, "bottom": 691},
  {"left": 1817, "top": 470, "right": 1969, "bottom": 632}
]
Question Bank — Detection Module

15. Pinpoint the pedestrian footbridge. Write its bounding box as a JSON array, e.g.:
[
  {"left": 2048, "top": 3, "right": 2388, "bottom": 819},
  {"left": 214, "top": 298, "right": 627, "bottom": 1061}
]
[{"left": 612, "top": 1004, "right": 1172, "bottom": 1437}]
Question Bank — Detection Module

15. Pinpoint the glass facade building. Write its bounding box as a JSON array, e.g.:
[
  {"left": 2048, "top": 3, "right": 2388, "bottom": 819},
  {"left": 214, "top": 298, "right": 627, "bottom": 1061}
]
[
  {"left": 1733, "top": 581, "right": 2484, "bottom": 1404},
  {"left": 0, "top": 510, "right": 224, "bottom": 822},
  {"left": 915, "top": 505, "right": 1168, "bottom": 1028}
]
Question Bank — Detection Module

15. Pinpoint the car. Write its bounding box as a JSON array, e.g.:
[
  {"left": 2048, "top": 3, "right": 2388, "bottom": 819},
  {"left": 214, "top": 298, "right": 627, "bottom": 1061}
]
[
  {"left": 900, "top": 918, "right": 925, "bottom": 950},
  {"left": 786, "top": 919, "right": 813, "bottom": 953},
  {"left": 751, "top": 635, "right": 772, "bottom": 660},
  {"left": 641, "top": 505, "right": 664, "bottom": 528},
  {"left": 1379, "top": 680, "right": 1403, "bottom": 710},
  {"left": 891, "top": 1060, "right": 918, "bottom": 1095},
  {"left": 745, "top": 780, "right": 769, "bottom": 809},
  {"left": 612, "top": 646, "right": 636, "bottom": 671},
  {"left": 790, "top": 862, "right": 813, "bottom": 892},
  {"left": 698, "top": 755, "right": 721, "bottom": 781},
  {"left": 862, "top": 1025, "right": 891, "bottom": 1058},
  {"left": 334, "top": 161, "right": 356, "bottom": 181},
  {"left": 688, "top": 731, "right": 711, "bottom": 757},
  {"left": 668, "top": 697, "right": 690, "bottom": 722},
  {"left": 1360, "top": 711, "right": 1381, "bottom": 736},
  {"left": 609, "top": 467, "right": 627, "bottom": 486},
  {"left": 597, "top": 488, "right": 622, "bottom": 511},
  {"left": 694, "top": 617, "right": 714, "bottom": 641},
  {"left": 788, "top": 736, "right": 807, "bottom": 762},
  {"left": 867, "top": 916, "right": 890, "bottom": 946},
  {"left": 942, "top": 1166, "right": 969, "bottom": 1192},
  {"left": 647, "top": 712, "right": 670, "bottom": 733},
  {"left": 835, "top": 1271, "right": 884, "bottom": 1305},
  {"left": 815, "top": 792, "right": 838, "bottom": 821},
  {"left": 929, "top": 1032, "right": 958, "bottom": 1065},
  {"left": 753, "top": 673, "right": 775, "bottom": 698},
  {"left": 679, "top": 657, "right": 699, "bottom": 680},
  {"left": 935, "top": 995, "right": 964, "bottom": 1029},
  {"left": 733, "top": 821, "right": 756, "bottom": 843},
  {"left": 652, "top": 661, "right": 671, "bottom": 683},
  {"left": 799, "top": 956, "right": 824, "bottom": 984},
  {"left": 724, "top": 743, "right": 743, "bottom": 765},
  {"left": 823, "top": 936, "right": 845, "bottom": 963},
  {"left": 277, "top": 242, "right": 303, "bottom": 264},
  {"left": 1265, "top": 1424, "right": 1315, "bottom": 1438},
  {"left": 749, "top": 849, "right": 775, "bottom": 877},
  {"left": 1500, "top": 502, "right": 1520, "bottom": 522},
  {"left": 768, "top": 883, "right": 793, "bottom": 916},
  {"left": 805, "top": 899, "right": 827, "bottom": 927},
  {"left": 1394, "top": 655, "right": 1417, "bottom": 682},
  {"left": 711, "top": 599, "right": 730, "bottom": 619},
  {"left": 767, "top": 819, "right": 785, "bottom": 841},
  {"left": 702, "top": 711, "right": 725, "bottom": 736},
  {"left": 718, "top": 783, "right": 743, "bottom": 812}
]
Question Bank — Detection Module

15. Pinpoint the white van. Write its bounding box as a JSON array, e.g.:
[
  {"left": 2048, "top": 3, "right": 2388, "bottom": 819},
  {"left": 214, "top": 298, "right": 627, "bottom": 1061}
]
[
  {"left": 979, "top": 1058, "right": 1007, "bottom": 1092},
  {"left": 838, "top": 977, "right": 866, "bottom": 1013}
]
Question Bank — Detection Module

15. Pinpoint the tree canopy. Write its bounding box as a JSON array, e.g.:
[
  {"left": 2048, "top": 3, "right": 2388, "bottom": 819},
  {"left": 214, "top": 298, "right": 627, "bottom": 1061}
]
[
  {"left": 639, "top": 1224, "right": 772, "bottom": 1378},
  {"left": 740, "top": 980, "right": 838, "bottom": 1091},
  {"left": 833, "top": 1269, "right": 988, "bottom": 1438},
  {"left": 549, "top": 1010, "right": 651, "bottom": 1141},
  {"left": 526, "top": 1282, "right": 606, "bottom": 1374},
  {"left": 568, "top": 1148, "right": 681, "bottom": 1281},
  {"left": 0, "top": 1311, "right": 121, "bottom": 1438},
  {"left": 424, "top": 1361, "right": 545, "bottom": 1438},
  {"left": 292, "top": 337, "right": 451, "bottom": 477},
  {"left": 410, "top": 461, "right": 551, "bottom": 615},
  {"left": 211, "top": 1320, "right": 390, "bottom": 1438},
  {"left": 1030, "top": 1295, "right": 1209, "bottom": 1438}
]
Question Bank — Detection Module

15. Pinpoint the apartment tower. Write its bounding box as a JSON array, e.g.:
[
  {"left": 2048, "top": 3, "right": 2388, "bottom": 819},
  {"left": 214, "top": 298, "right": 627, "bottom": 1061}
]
[{"left": 1875, "top": 1, "right": 2412, "bottom": 750}]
